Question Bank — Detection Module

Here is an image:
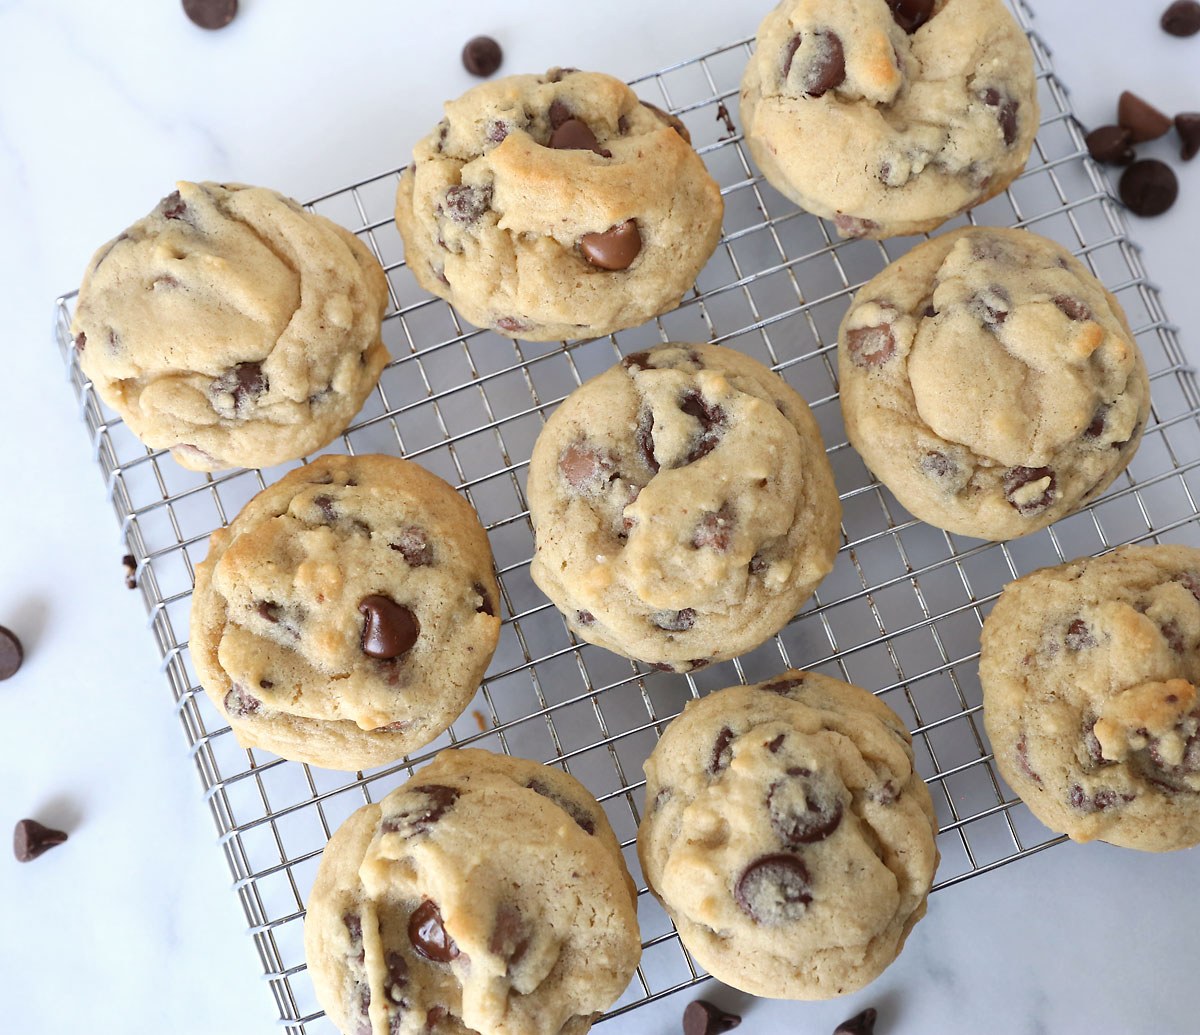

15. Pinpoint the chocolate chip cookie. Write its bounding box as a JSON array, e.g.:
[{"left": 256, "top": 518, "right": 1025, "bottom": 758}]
[
  {"left": 740, "top": 0, "right": 1039, "bottom": 238},
  {"left": 981, "top": 545, "right": 1200, "bottom": 852},
  {"left": 638, "top": 672, "right": 938, "bottom": 999},
  {"left": 71, "top": 181, "right": 389, "bottom": 472},
  {"left": 526, "top": 343, "right": 841, "bottom": 673},
  {"left": 838, "top": 227, "right": 1150, "bottom": 540},
  {"left": 190, "top": 454, "right": 500, "bottom": 770},
  {"left": 394, "top": 69, "right": 723, "bottom": 340},
  {"left": 304, "top": 748, "right": 641, "bottom": 1035}
]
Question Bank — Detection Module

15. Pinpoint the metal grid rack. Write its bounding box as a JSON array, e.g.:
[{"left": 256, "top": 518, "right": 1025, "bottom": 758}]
[{"left": 53, "top": 2, "right": 1200, "bottom": 1031}]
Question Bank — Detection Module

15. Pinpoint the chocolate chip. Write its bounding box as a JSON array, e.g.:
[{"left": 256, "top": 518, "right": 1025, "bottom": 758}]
[
  {"left": 461, "top": 35, "right": 502, "bottom": 77},
  {"left": 358, "top": 595, "right": 420, "bottom": 659},
  {"left": 548, "top": 99, "right": 573, "bottom": 130},
  {"left": 1003, "top": 466, "right": 1056, "bottom": 515},
  {"left": 887, "top": 0, "right": 935, "bottom": 32},
  {"left": 980, "top": 88, "right": 1020, "bottom": 146},
  {"left": 1085, "top": 407, "right": 1108, "bottom": 439},
  {"left": 692, "top": 503, "right": 734, "bottom": 551},
  {"left": 474, "top": 582, "right": 496, "bottom": 617},
  {"left": 972, "top": 285, "right": 1011, "bottom": 329},
  {"left": 640, "top": 100, "right": 692, "bottom": 143},
  {"left": 1163, "top": 1, "right": 1200, "bottom": 35},
  {"left": 845, "top": 323, "right": 896, "bottom": 368},
  {"left": 547, "top": 67, "right": 578, "bottom": 83},
  {"left": 443, "top": 184, "right": 493, "bottom": 224},
  {"left": 834, "top": 1008, "right": 878, "bottom": 1035},
  {"left": 381, "top": 784, "right": 460, "bottom": 837},
  {"left": 1054, "top": 296, "right": 1093, "bottom": 322},
  {"left": 749, "top": 554, "right": 767, "bottom": 575},
  {"left": 1177, "top": 112, "right": 1200, "bottom": 161},
  {"left": 122, "top": 554, "right": 137, "bottom": 590},
  {"left": 383, "top": 950, "right": 409, "bottom": 1005},
  {"left": 409, "top": 899, "right": 460, "bottom": 963},
  {"left": 920, "top": 451, "right": 957, "bottom": 481},
  {"left": 1120, "top": 160, "right": 1179, "bottom": 217},
  {"left": 683, "top": 1000, "right": 742, "bottom": 1035},
  {"left": 654, "top": 608, "right": 695, "bottom": 632},
  {"left": 782, "top": 35, "right": 803, "bottom": 79},
  {"left": 715, "top": 103, "right": 736, "bottom": 138},
  {"left": 734, "top": 853, "right": 812, "bottom": 923},
  {"left": 256, "top": 600, "right": 282, "bottom": 624},
  {"left": 391, "top": 527, "right": 433, "bottom": 566},
  {"left": 680, "top": 391, "right": 727, "bottom": 464},
  {"left": 1085, "top": 125, "right": 1136, "bottom": 166},
  {"left": 622, "top": 350, "right": 653, "bottom": 372},
  {"left": 160, "top": 190, "right": 188, "bottom": 220},
  {"left": 526, "top": 778, "right": 596, "bottom": 834},
  {"left": 768, "top": 770, "right": 844, "bottom": 844},
  {"left": 575, "top": 610, "right": 596, "bottom": 627},
  {"left": 709, "top": 727, "right": 735, "bottom": 774},
  {"left": 13, "top": 818, "right": 68, "bottom": 863},
  {"left": 802, "top": 31, "right": 846, "bottom": 98},
  {"left": 1065, "top": 618, "right": 1097, "bottom": 651},
  {"left": 1016, "top": 733, "right": 1044, "bottom": 786},
  {"left": 223, "top": 683, "right": 262, "bottom": 718},
  {"left": 761, "top": 676, "right": 805, "bottom": 696},
  {"left": 1161, "top": 618, "right": 1186, "bottom": 652},
  {"left": 548, "top": 118, "right": 612, "bottom": 158},
  {"left": 833, "top": 214, "right": 880, "bottom": 238},
  {"left": 220, "top": 361, "right": 268, "bottom": 408},
  {"left": 489, "top": 904, "right": 531, "bottom": 969},
  {"left": 313, "top": 495, "right": 337, "bottom": 522},
  {"left": 636, "top": 408, "right": 659, "bottom": 473},
  {"left": 580, "top": 220, "right": 642, "bottom": 271},
  {"left": 182, "top": 0, "right": 237, "bottom": 31},
  {"left": 73, "top": 331, "right": 86, "bottom": 353},
  {"left": 0, "top": 625, "right": 24, "bottom": 680},
  {"left": 1118, "top": 91, "right": 1173, "bottom": 142}
]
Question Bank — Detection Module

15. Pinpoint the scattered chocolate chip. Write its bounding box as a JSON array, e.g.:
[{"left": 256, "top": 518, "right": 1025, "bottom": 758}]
[
  {"left": 1162, "top": 1, "right": 1200, "bottom": 37},
  {"left": 692, "top": 503, "right": 734, "bottom": 551},
  {"left": 1118, "top": 91, "right": 1173, "bottom": 142},
  {"left": 391, "top": 527, "right": 433, "bottom": 566},
  {"left": 636, "top": 408, "right": 659, "bottom": 473},
  {"left": 474, "top": 582, "right": 496, "bottom": 617},
  {"left": 461, "top": 35, "right": 502, "bottom": 77},
  {"left": 709, "top": 727, "right": 735, "bottom": 774},
  {"left": 1003, "top": 466, "right": 1056, "bottom": 515},
  {"left": 768, "top": 770, "right": 844, "bottom": 844},
  {"left": 1053, "top": 295, "right": 1093, "bottom": 322},
  {"left": 1177, "top": 112, "right": 1200, "bottom": 161},
  {"left": 580, "top": 220, "right": 642, "bottom": 270},
  {"left": 834, "top": 1007, "right": 878, "bottom": 1035},
  {"left": 182, "top": 0, "right": 237, "bottom": 31},
  {"left": 1085, "top": 125, "right": 1136, "bottom": 166},
  {"left": 1120, "top": 159, "right": 1179, "bottom": 217},
  {"left": 980, "top": 88, "right": 1020, "bottom": 146},
  {"left": 526, "top": 778, "right": 596, "bottom": 834},
  {"left": 734, "top": 853, "right": 812, "bottom": 923},
  {"left": 548, "top": 118, "right": 612, "bottom": 158},
  {"left": 1065, "top": 618, "right": 1097, "bottom": 650},
  {"left": 223, "top": 683, "right": 262, "bottom": 718},
  {"left": 443, "top": 183, "right": 493, "bottom": 224},
  {"left": 715, "top": 103, "right": 736, "bottom": 137},
  {"left": 358, "top": 595, "right": 420, "bottom": 659},
  {"left": 13, "top": 818, "right": 68, "bottom": 862},
  {"left": 887, "top": 0, "right": 934, "bottom": 32},
  {"left": 0, "top": 625, "right": 24, "bottom": 680},
  {"left": 381, "top": 785, "right": 460, "bottom": 837},
  {"left": 845, "top": 323, "right": 896, "bottom": 368},
  {"left": 160, "top": 190, "right": 187, "bottom": 220},
  {"left": 122, "top": 553, "right": 137, "bottom": 589},
  {"left": 654, "top": 608, "right": 696, "bottom": 632},
  {"left": 683, "top": 999, "right": 742, "bottom": 1035},
  {"left": 802, "top": 30, "right": 846, "bottom": 97},
  {"left": 409, "top": 899, "right": 460, "bottom": 963}
]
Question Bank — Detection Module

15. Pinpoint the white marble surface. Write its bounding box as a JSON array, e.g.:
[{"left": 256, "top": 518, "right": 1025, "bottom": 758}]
[{"left": 1, "top": 2, "right": 1197, "bottom": 1033}]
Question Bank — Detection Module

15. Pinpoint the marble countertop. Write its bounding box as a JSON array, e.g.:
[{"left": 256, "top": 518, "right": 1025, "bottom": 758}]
[{"left": 1, "top": 2, "right": 1196, "bottom": 1033}]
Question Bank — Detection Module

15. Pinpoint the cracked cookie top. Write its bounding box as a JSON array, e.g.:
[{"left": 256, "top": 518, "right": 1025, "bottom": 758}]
[
  {"left": 838, "top": 227, "right": 1150, "bottom": 540},
  {"left": 740, "top": 0, "right": 1039, "bottom": 238},
  {"left": 638, "top": 672, "right": 938, "bottom": 999},
  {"left": 190, "top": 454, "right": 500, "bottom": 771},
  {"left": 71, "top": 181, "right": 389, "bottom": 471},
  {"left": 394, "top": 69, "right": 723, "bottom": 341},
  {"left": 526, "top": 343, "right": 841, "bottom": 672},
  {"left": 981, "top": 545, "right": 1200, "bottom": 852}
]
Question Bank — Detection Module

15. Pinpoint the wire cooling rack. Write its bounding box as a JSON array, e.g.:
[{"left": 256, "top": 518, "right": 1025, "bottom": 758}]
[{"left": 53, "top": 2, "right": 1200, "bottom": 1031}]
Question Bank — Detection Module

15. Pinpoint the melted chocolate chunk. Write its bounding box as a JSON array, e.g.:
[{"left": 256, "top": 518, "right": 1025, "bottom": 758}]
[
  {"left": 383, "top": 950, "right": 409, "bottom": 1005},
  {"left": 443, "top": 184, "right": 493, "bottom": 224},
  {"left": 636, "top": 408, "right": 659, "bottom": 473},
  {"left": 548, "top": 118, "right": 612, "bottom": 158},
  {"left": 223, "top": 683, "right": 262, "bottom": 718},
  {"left": 526, "top": 778, "right": 596, "bottom": 834},
  {"left": 461, "top": 35, "right": 502, "bottom": 77},
  {"left": 801, "top": 31, "right": 846, "bottom": 98},
  {"left": 1053, "top": 296, "right": 1093, "bottom": 322},
  {"left": 768, "top": 769, "right": 844, "bottom": 844},
  {"left": 709, "top": 727, "right": 735, "bottom": 774},
  {"left": 1003, "top": 466, "right": 1056, "bottom": 516},
  {"left": 621, "top": 350, "right": 653, "bottom": 372},
  {"left": 409, "top": 900, "right": 460, "bottom": 963},
  {"left": 734, "top": 853, "right": 812, "bottom": 923},
  {"left": 358, "top": 595, "right": 420, "bottom": 659},
  {"left": 13, "top": 819, "right": 68, "bottom": 863},
  {"left": 692, "top": 503, "right": 734, "bottom": 551},
  {"left": 220, "top": 361, "right": 268, "bottom": 408},
  {"left": 559, "top": 440, "right": 615, "bottom": 492},
  {"left": 1086, "top": 125, "right": 1136, "bottom": 166},
  {"left": 381, "top": 785, "right": 461, "bottom": 837},
  {"left": 680, "top": 391, "right": 727, "bottom": 464},
  {"left": 488, "top": 904, "right": 531, "bottom": 969},
  {"left": 391, "top": 527, "right": 433, "bottom": 566},
  {"left": 654, "top": 608, "right": 696, "bottom": 632},
  {"left": 548, "top": 99, "right": 573, "bottom": 130},
  {"left": 887, "top": 0, "right": 934, "bottom": 33},
  {"left": 972, "top": 285, "right": 1011, "bottom": 330},
  {"left": 256, "top": 600, "right": 282, "bottom": 624},
  {"left": 682, "top": 1000, "right": 742, "bottom": 1035},
  {"left": 580, "top": 220, "right": 642, "bottom": 270},
  {"left": 474, "top": 582, "right": 496, "bottom": 617},
  {"left": 980, "top": 88, "right": 1020, "bottom": 146},
  {"left": 1118, "top": 91, "right": 1173, "bottom": 142},
  {"left": 761, "top": 676, "right": 805, "bottom": 697},
  {"left": 313, "top": 495, "right": 337, "bottom": 522}
]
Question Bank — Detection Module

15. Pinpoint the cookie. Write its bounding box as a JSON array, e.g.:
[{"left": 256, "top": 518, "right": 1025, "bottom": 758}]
[
  {"left": 71, "top": 181, "right": 389, "bottom": 472},
  {"left": 190, "top": 454, "right": 500, "bottom": 770},
  {"left": 837, "top": 227, "right": 1149, "bottom": 540},
  {"left": 394, "top": 68, "right": 723, "bottom": 341},
  {"left": 980, "top": 545, "right": 1200, "bottom": 852},
  {"left": 638, "top": 672, "right": 938, "bottom": 999},
  {"left": 304, "top": 748, "right": 641, "bottom": 1035},
  {"left": 740, "top": 0, "right": 1039, "bottom": 238},
  {"left": 526, "top": 343, "right": 841, "bottom": 673}
]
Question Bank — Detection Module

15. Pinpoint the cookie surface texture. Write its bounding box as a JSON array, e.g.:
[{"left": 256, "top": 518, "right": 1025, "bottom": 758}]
[
  {"left": 304, "top": 748, "right": 641, "bottom": 1035},
  {"left": 191, "top": 454, "right": 500, "bottom": 770},
  {"left": 838, "top": 227, "right": 1149, "bottom": 540},
  {"left": 394, "top": 68, "right": 723, "bottom": 340},
  {"left": 740, "top": 0, "right": 1039, "bottom": 238},
  {"left": 981, "top": 545, "right": 1200, "bottom": 852},
  {"left": 527, "top": 342, "right": 841, "bottom": 672},
  {"left": 71, "top": 181, "right": 389, "bottom": 471},
  {"left": 638, "top": 671, "right": 938, "bottom": 999}
]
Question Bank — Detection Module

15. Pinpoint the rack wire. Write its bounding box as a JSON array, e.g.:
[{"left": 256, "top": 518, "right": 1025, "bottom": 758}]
[{"left": 54, "top": 2, "right": 1200, "bottom": 1030}]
